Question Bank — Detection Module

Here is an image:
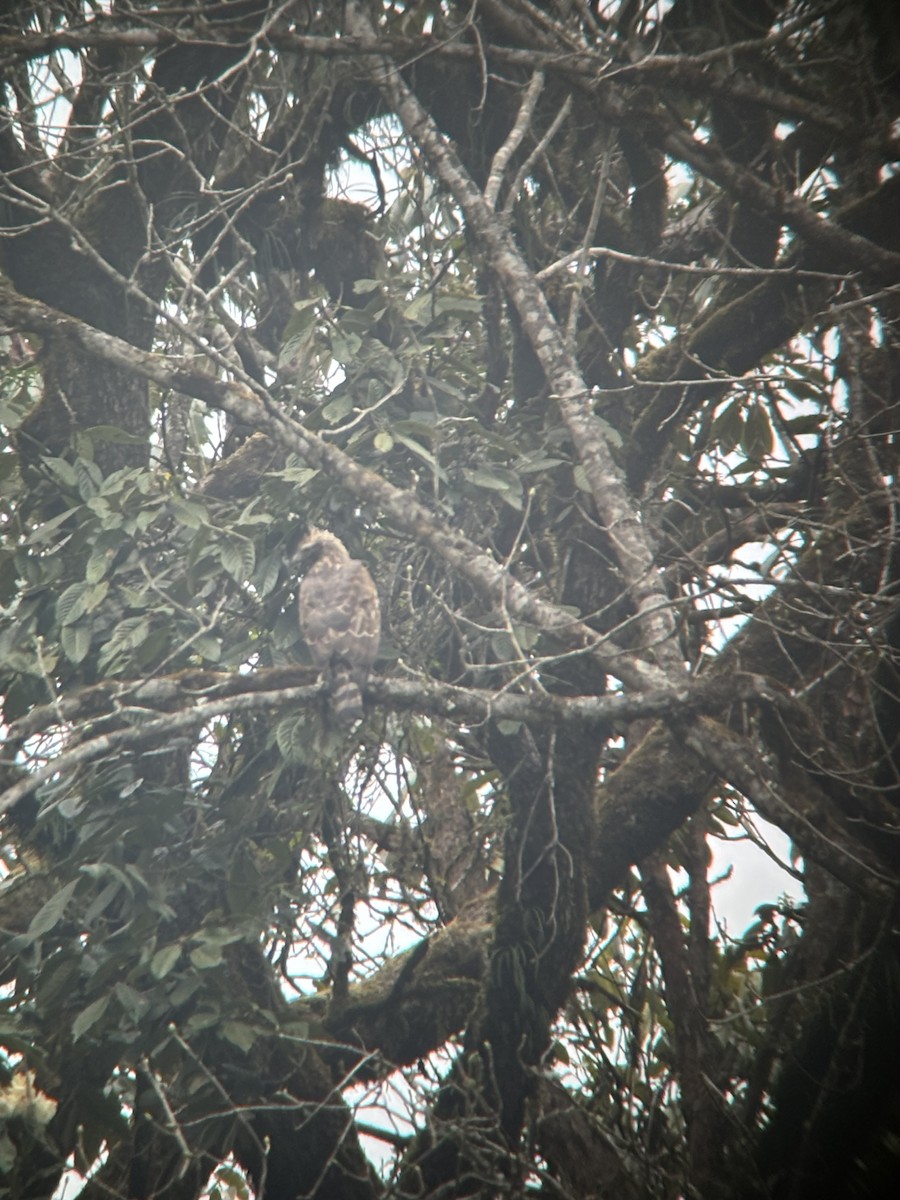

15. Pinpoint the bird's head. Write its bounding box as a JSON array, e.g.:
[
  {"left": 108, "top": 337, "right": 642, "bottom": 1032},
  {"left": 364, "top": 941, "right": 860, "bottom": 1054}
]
[{"left": 289, "top": 528, "right": 350, "bottom": 573}]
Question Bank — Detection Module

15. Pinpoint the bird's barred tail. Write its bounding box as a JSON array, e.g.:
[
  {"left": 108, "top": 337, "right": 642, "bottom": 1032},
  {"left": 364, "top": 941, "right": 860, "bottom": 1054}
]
[{"left": 332, "top": 670, "right": 364, "bottom": 728}]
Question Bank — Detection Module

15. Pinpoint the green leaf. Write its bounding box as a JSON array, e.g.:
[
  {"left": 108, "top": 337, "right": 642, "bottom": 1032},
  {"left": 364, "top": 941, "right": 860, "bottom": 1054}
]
[
  {"left": 57, "top": 581, "right": 94, "bottom": 626},
  {"left": 437, "top": 294, "right": 484, "bottom": 318},
  {"left": 84, "top": 495, "right": 112, "bottom": 521},
  {"left": 517, "top": 456, "right": 565, "bottom": 474},
  {"left": 98, "top": 616, "right": 151, "bottom": 671},
  {"left": 192, "top": 634, "right": 222, "bottom": 663},
  {"left": 114, "top": 982, "right": 150, "bottom": 1023},
  {"left": 220, "top": 539, "right": 255, "bottom": 582},
  {"left": 402, "top": 292, "right": 436, "bottom": 324},
  {"left": 72, "top": 993, "right": 110, "bottom": 1041},
  {"left": 551, "top": 1039, "right": 570, "bottom": 1066},
  {"left": 27, "top": 878, "right": 79, "bottom": 940},
  {"left": 279, "top": 464, "right": 319, "bottom": 486},
  {"left": 190, "top": 943, "right": 224, "bottom": 970},
  {"left": 41, "top": 456, "right": 78, "bottom": 488},
  {"left": 83, "top": 881, "right": 122, "bottom": 925},
  {"left": 275, "top": 713, "right": 312, "bottom": 764},
  {"left": 86, "top": 550, "right": 113, "bottom": 583},
  {"left": 329, "top": 329, "right": 362, "bottom": 363},
  {"left": 495, "top": 720, "right": 523, "bottom": 736},
  {"left": 80, "top": 861, "right": 135, "bottom": 891},
  {"left": 57, "top": 792, "right": 87, "bottom": 819},
  {"left": 84, "top": 580, "right": 109, "bottom": 613},
  {"left": 320, "top": 391, "right": 354, "bottom": 425},
  {"left": 61, "top": 621, "right": 92, "bottom": 664},
  {"left": 513, "top": 622, "right": 540, "bottom": 651},
  {"left": 171, "top": 496, "right": 206, "bottom": 529},
  {"left": 282, "top": 295, "right": 321, "bottom": 334},
  {"left": 221, "top": 1020, "right": 258, "bottom": 1053},
  {"left": 26, "top": 506, "right": 81, "bottom": 544},
  {"left": 462, "top": 467, "right": 507, "bottom": 492},
  {"left": 785, "top": 380, "right": 826, "bottom": 402},
  {"left": 75, "top": 457, "right": 102, "bottom": 497},
  {"left": 712, "top": 398, "right": 744, "bottom": 454},
  {"left": 393, "top": 433, "right": 447, "bottom": 480},
  {"left": 730, "top": 458, "right": 757, "bottom": 476},
  {"left": 783, "top": 412, "right": 824, "bottom": 435},
  {"left": 253, "top": 553, "right": 282, "bottom": 599},
  {"left": 462, "top": 467, "right": 523, "bottom": 509},
  {"left": 742, "top": 403, "right": 774, "bottom": 461}
]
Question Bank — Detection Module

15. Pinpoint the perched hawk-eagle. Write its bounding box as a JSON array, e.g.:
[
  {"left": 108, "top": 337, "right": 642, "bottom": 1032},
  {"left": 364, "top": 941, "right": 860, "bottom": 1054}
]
[{"left": 293, "top": 530, "right": 380, "bottom": 727}]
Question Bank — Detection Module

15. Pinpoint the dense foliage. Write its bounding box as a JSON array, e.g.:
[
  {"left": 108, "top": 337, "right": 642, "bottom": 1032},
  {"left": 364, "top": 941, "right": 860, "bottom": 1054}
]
[{"left": 1, "top": 2, "right": 899, "bottom": 1197}]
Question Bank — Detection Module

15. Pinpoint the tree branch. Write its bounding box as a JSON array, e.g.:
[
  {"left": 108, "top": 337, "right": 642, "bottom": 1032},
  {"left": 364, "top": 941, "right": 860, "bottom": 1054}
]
[
  {"left": 343, "top": 0, "right": 685, "bottom": 678},
  {"left": 0, "top": 666, "right": 785, "bottom": 818}
]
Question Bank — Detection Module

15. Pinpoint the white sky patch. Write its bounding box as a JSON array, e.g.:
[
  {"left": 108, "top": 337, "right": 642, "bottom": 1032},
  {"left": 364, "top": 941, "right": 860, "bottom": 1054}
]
[{"left": 709, "top": 819, "right": 802, "bottom": 934}]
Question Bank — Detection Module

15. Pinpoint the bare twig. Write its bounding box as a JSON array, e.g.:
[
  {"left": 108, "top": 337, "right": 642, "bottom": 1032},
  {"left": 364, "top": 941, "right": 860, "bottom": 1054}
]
[{"left": 484, "top": 70, "right": 545, "bottom": 211}]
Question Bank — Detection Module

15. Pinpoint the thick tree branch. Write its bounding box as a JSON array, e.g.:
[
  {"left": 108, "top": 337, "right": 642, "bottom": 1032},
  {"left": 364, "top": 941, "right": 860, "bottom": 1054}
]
[{"left": 0, "top": 666, "right": 785, "bottom": 818}]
